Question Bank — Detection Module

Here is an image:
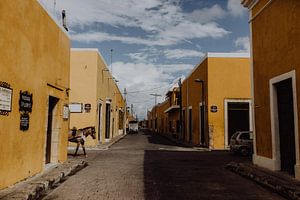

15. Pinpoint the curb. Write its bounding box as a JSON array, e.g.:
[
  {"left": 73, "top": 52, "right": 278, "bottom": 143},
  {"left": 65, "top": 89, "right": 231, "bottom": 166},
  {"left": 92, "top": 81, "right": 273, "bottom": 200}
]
[
  {"left": 0, "top": 161, "right": 88, "bottom": 200},
  {"left": 226, "top": 162, "right": 300, "bottom": 200},
  {"left": 106, "top": 134, "right": 127, "bottom": 148},
  {"left": 96, "top": 134, "right": 127, "bottom": 150}
]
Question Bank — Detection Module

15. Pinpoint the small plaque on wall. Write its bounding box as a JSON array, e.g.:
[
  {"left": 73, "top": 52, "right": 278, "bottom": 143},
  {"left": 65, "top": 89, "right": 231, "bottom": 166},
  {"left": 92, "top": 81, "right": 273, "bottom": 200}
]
[
  {"left": 63, "top": 105, "right": 69, "bottom": 120},
  {"left": 84, "top": 103, "right": 91, "bottom": 113},
  {"left": 69, "top": 103, "right": 83, "bottom": 113},
  {"left": 20, "top": 113, "right": 30, "bottom": 131},
  {"left": 19, "top": 91, "right": 33, "bottom": 113},
  {"left": 210, "top": 105, "right": 218, "bottom": 113},
  {"left": 0, "top": 82, "right": 13, "bottom": 115}
]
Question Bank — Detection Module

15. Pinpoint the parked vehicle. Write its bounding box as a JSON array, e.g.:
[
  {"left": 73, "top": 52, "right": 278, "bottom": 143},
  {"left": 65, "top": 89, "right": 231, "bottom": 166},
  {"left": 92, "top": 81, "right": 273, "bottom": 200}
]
[
  {"left": 128, "top": 120, "right": 139, "bottom": 133},
  {"left": 230, "top": 131, "right": 253, "bottom": 156}
]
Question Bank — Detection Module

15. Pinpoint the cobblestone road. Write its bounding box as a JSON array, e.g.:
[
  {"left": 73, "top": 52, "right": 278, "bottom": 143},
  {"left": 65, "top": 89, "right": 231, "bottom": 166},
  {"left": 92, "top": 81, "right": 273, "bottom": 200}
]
[{"left": 43, "top": 131, "right": 285, "bottom": 200}]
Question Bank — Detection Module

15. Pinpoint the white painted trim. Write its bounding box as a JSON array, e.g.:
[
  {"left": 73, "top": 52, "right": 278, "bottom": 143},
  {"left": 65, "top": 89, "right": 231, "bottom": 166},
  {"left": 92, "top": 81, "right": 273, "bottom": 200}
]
[
  {"left": 249, "top": 9, "right": 257, "bottom": 156},
  {"left": 224, "top": 99, "right": 252, "bottom": 148},
  {"left": 249, "top": 0, "right": 273, "bottom": 23},
  {"left": 269, "top": 70, "right": 299, "bottom": 172},
  {"left": 253, "top": 154, "right": 280, "bottom": 171},
  {"left": 97, "top": 102, "right": 103, "bottom": 143},
  {"left": 242, "top": 0, "right": 259, "bottom": 9},
  {"left": 207, "top": 52, "right": 250, "bottom": 58}
]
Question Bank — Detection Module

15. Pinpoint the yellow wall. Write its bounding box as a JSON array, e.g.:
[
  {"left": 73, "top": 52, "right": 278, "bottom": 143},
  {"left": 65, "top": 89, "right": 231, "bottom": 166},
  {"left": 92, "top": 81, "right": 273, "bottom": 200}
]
[
  {"left": 182, "top": 59, "right": 208, "bottom": 144},
  {"left": 70, "top": 49, "right": 125, "bottom": 146},
  {"left": 0, "top": 0, "right": 70, "bottom": 189},
  {"left": 153, "top": 54, "right": 251, "bottom": 149},
  {"left": 250, "top": 0, "right": 300, "bottom": 158},
  {"left": 207, "top": 57, "right": 251, "bottom": 149}
]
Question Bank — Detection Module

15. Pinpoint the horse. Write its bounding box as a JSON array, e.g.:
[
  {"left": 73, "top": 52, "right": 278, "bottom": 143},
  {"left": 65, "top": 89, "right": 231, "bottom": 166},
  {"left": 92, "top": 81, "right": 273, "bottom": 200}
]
[{"left": 68, "top": 126, "right": 96, "bottom": 157}]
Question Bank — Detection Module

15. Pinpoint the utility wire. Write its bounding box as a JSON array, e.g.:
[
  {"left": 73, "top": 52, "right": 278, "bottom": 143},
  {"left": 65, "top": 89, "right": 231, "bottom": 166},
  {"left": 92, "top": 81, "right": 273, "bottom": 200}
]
[{"left": 125, "top": 84, "right": 170, "bottom": 94}]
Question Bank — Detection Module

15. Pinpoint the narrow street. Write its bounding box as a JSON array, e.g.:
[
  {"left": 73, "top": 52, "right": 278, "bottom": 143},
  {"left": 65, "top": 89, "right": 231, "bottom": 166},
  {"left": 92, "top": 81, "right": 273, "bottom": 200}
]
[{"left": 43, "top": 131, "right": 284, "bottom": 200}]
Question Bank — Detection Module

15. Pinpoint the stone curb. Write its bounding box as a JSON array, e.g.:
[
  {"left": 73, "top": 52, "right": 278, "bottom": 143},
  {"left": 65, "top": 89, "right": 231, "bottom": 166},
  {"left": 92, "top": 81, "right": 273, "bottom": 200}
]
[
  {"left": 226, "top": 162, "right": 300, "bottom": 200},
  {"left": 0, "top": 161, "right": 88, "bottom": 200},
  {"left": 106, "top": 134, "right": 127, "bottom": 149}
]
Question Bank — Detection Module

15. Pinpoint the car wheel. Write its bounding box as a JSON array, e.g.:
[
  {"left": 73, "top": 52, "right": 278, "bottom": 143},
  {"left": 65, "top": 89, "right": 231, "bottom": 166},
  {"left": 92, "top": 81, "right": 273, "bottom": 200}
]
[{"left": 240, "top": 147, "right": 250, "bottom": 157}]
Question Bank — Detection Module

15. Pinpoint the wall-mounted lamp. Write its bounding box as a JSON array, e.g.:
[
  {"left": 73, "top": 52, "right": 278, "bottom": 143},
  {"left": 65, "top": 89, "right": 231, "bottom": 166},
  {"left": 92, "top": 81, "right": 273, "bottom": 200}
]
[{"left": 66, "top": 88, "right": 70, "bottom": 97}]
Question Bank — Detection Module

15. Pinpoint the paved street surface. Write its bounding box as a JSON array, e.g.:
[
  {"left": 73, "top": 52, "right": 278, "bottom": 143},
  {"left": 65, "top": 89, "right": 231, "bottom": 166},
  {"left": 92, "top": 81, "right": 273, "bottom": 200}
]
[{"left": 43, "top": 131, "right": 285, "bottom": 200}]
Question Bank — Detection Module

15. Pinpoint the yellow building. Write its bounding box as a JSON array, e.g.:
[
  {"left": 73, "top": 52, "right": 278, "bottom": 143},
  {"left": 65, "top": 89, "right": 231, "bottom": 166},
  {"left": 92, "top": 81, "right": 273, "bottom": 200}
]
[
  {"left": 0, "top": 0, "right": 70, "bottom": 189},
  {"left": 242, "top": 0, "right": 300, "bottom": 178},
  {"left": 149, "top": 53, "right": 251, "bottom": 149},
  {"left": 70, "top": 49, "right": 125, "bottom": 146}
]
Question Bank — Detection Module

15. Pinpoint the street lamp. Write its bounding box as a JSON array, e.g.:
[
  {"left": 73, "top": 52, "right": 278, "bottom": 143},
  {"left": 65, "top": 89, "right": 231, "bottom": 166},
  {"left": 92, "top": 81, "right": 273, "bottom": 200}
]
[
  {"left": 178, "top": 78, "right": 183, "bottom": 140},
  {"left": 195, "top": 79, "right": 205, "bottom": 146}
]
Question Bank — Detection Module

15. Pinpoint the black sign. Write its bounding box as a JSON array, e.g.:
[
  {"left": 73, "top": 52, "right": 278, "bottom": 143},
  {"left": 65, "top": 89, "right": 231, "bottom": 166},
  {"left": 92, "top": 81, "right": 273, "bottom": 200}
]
[
  {"left": 20, "top": 113, "right": 29, "bottom": 131},
  {"left": 19, "top": 91, "right": 33, "bottom": 112},
  {"left": 84, "top": 103, "right": 91, "bottom": 113},
  {"left": 210, "top": 105, "right": 218, "bottom": 113}
]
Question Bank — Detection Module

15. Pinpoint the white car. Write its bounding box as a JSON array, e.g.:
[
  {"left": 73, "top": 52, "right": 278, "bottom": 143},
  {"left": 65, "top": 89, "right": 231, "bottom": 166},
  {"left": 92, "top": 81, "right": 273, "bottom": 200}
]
[{"left": 230, "top": 131, "right": 253, "bottom": 156}]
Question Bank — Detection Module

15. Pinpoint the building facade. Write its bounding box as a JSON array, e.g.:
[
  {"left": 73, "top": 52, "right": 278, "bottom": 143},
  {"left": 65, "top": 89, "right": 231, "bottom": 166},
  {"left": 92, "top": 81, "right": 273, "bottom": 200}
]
[
  {"left": 148, "top": 53, "right": 251, "bottom": 149},
  {"left": 70, "top": 49, "right": 125, "bottom": 146},
  {"left": 242, "top": 0, "right": 300, "bottom": 178},
  {"left": 0, "top": 0, "right": 70, "bottom": 189}
]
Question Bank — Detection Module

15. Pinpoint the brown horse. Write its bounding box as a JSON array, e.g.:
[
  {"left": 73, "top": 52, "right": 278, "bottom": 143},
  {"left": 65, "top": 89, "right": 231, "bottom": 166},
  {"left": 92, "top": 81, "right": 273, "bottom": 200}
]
[{"left": 68, "top": 126, "right": 96, "bottom": 157}]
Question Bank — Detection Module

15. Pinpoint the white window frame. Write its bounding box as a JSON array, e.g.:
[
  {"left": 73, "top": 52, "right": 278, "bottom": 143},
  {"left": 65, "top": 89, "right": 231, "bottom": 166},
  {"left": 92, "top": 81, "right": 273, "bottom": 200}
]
[{"left": 269, "top": 70, "right": 299, "bottom": 174}]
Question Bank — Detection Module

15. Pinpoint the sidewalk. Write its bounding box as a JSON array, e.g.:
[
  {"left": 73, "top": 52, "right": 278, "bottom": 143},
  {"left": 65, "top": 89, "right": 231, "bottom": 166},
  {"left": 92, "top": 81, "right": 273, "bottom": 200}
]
[
  {"left": 226, "top": 162, "right": 300, "bottom": 200},
  {"left": 0, "top": 158, "right": 87, "bottom": 200},
  {"left": 0, "top": 134, "right": 126, "bottom": 200}
]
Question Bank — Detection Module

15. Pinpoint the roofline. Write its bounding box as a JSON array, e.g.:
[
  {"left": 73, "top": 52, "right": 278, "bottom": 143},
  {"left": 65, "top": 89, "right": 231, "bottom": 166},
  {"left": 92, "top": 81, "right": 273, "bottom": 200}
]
[
  {"left": 241, "top": 0, "right": 259, "bottom": 9},
  {"left": 37, "top": 1, "right": 70, "bottom": 38},
  {"left": 183, "top": 52, "right": 250, "bottom": 83},
  {"left": 71, "top": 48, "right": 109, "bottom": 70},
  {"left": 71, "top": 48, "right": 125, "bottom": 101}
]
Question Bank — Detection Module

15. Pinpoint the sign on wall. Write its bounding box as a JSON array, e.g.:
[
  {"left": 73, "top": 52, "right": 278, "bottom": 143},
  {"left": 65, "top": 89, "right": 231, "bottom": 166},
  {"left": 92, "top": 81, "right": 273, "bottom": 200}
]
[
  {"left": 69, "top": 103, "right": 83, "bottom": 113},
  {"left": 19, "top": 91, "right": 33, "bottom": 112},
  {"left": 84, "top": 103, "right": 91, "bottom": 113},
  {"left": 20, "top": 113, "right": 30, "bottom": 131},
  {"left": 0, "top": 81, "right": 13, "bottom": 116},
  {"left": 63, "top": 105, "right": 69, "bottom": 119},
  {"left": 210, "top": 105, "right": 218, "bottom": 113}
]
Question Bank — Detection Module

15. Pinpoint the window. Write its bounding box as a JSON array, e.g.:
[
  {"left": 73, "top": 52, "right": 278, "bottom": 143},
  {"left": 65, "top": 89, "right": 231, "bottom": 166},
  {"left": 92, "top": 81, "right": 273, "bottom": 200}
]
[{"left": 239, "top": 132, "right": 250, "bottom": 140}]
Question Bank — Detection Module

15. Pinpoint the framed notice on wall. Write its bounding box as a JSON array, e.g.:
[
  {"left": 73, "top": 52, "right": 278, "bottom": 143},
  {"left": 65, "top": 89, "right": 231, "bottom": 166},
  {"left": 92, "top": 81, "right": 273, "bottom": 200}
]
[
  {"left": 69, "top": 103, "right": 83, "bottom": 113},
  {"left": 0, "top": 86, "right": 13, "bottom": 112}
]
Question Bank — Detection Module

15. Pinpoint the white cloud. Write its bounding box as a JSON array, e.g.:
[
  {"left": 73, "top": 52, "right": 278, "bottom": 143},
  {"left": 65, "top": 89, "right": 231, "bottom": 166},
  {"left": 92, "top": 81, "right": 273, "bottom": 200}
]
[
  {"left": 71, "top": 32, "right": 177, "bottom": 46},
  {"left": 227, "top": 0, "right": 247, "bottom": 17},
  {"left": 112, "top": 61, "right": 193, "bottom": 118},
  {"left": 164, "top": 49, "right": 204, "bottom": 59},
  {"left": 40, "top": 0, "right": 230, "bottom": 46},
  {"left": 187, "top": 4, "right": 226, "bottom": 23},
  {"left": 234, "top": 36, "right": 250, "bottom": 52}
]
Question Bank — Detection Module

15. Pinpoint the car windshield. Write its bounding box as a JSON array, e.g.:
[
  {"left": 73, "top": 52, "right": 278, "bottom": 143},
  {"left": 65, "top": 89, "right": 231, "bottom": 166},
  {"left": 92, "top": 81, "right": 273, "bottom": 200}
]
[{"left": 231, "top": 132, "right": 239, "bottom": 140}]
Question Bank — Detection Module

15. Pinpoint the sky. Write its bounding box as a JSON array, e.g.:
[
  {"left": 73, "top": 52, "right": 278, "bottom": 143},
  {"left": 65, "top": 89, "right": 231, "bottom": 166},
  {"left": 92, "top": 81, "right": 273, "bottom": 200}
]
[{"left": 39, "top": 0, "right": 250, "bottom": 119}]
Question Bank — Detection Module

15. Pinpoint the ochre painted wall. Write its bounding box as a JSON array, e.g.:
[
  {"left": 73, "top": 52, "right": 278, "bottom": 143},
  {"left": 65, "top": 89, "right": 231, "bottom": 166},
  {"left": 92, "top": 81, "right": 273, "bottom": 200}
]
[
  {"left": 251, "top": 0, "right": 300, "bottom": 158},
  {"left": 182, "top": 59, "right": 208, "bottom": 145},
  {"left": 0, "top": 0, "right": 70, "bottom": 189},
  {"left": 70, "top": 50, "right": 125, "bottom": 147},
  {"left": 207, "top": 57, "right": 251, "bottom": 149},
  {"left": 70, "top": 51, "right": 98, "bottom": 146}
]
